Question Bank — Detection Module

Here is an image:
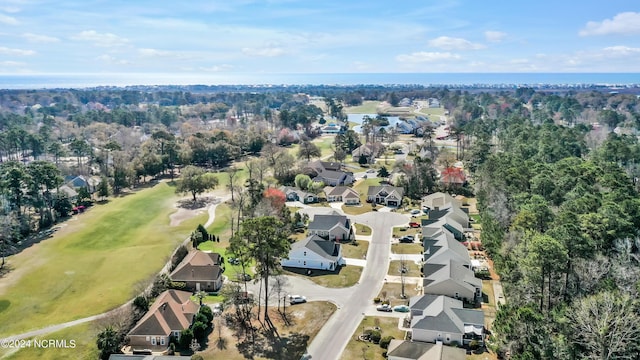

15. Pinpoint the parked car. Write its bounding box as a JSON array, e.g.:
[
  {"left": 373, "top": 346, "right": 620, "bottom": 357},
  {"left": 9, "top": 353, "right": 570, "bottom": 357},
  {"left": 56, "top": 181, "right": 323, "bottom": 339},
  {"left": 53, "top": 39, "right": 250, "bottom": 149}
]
[
  {"left": 376, "top": 304, "right": 392, "bottom": 312},
  {"left": 212, "top": 303, "right": 223, "bottom": 315},
  {"left": 236, "top": 273, "right": 251, "bottom": 281},
  {"left": 393, "top": 305, "right": 410, "bottom": 312},
  {"left": 366, "top": 169, "right": 376, "bottom": 173},
  {"left": 289, "top": 295, "right": 307, "bottom": 304},
  {"left": 399, "top": 236, "right": 414, "bottom": 243},
  {"left": 410, "top": 209, "right": 421, "bottom": 215},
  {"left": 408, "top": 222, "right": 420, "bottom": 228}
]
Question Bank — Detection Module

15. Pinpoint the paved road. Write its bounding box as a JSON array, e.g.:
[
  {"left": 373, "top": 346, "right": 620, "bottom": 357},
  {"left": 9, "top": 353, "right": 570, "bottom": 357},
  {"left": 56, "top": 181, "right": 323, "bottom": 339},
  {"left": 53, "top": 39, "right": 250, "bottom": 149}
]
[{"left": 307, "top": 211, "right": 407, "bottom": 360}]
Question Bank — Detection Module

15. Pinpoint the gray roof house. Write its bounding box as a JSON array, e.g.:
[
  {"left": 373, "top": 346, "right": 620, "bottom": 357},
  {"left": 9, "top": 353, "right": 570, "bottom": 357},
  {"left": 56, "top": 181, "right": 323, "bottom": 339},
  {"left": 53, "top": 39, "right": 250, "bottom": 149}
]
[
  {"left": 422, "top": 259, "right": 482, "bottom": 303},
  {"left": 281, "top": 234, "right": 345, "bottom": 271},
  {"left": 367, "top": 185, "right": 404, "bottom": 207},
  {"left": 281, "top": 186, "right": 318, "bottom": 204},
  {"left": 422, "top": 228, "right": 470, "bottom": 267},
  {"left": 306, "top": 160, "right": 354, "bottom": 186},
  {"left": 409, "top": 294, "right": 484, "bottom": 346},
  {"left": 307, "top": 212, "right": 353, "bottom": 242},
  {"left": 324, "top": 186, "right": 360, "bottom": 205},
  {"left": 420, "top": 208, "right": 467, "bottom": 241},
  {"left": 386, "top": 339, "right": 466, "bottom": 360}
]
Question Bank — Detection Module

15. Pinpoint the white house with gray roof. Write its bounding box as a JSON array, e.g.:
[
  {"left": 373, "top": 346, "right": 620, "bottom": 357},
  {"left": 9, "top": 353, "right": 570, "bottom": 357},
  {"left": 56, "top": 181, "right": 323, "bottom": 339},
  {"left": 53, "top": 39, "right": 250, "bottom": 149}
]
[
  {"left": 409, "top": 294, "right": 484, "bottom": 346},
  {"left": 281, "top": 234, "right": 345, "bottom": 271},
  {"left": 367, "top": 185, "right": 404, "bottom": 206},
  {"left": 307, "top": 212, "right": 353, "bottom": 242},
  {"left": 422, "top": 259, "right": 482, "bottom": 303},
  {"left": 324, "top": 186, "right": 360, "bottom": 205}
]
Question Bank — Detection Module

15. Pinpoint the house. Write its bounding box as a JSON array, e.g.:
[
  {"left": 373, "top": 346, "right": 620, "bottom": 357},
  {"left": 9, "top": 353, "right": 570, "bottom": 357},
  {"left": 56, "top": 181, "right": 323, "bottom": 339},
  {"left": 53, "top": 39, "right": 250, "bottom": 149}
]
[
  {"left": 281, "top": 186, "right": 318, "bottom": 204},
  {"left": 396, "top": 122, "right": 414, "bottom": 134},
  {"left": 52, "top": 184, "right": 78, "bottom": 200},
  {"left": 367, "top": 185, "right": 404, "bottom": 207},
  {"left": 422, "top": 227, "right": 470, "bottom": 267},
  {"left": 306, "top": 160, "right": 354, "bottom": 186},
  {"left": 386, "top": 340, "right": 465, "bottom": 360},
  {"left": 109, "top": 355, "right": 192, "bottom": 360},
  {"left": 440, "top": 167, "right": 466, "bottom": 187},
  {"left": 422, "top": 259, "right": 482, "bottom": 303},
  {"left": 409, "top": 294, "right": 484, "bottom": 346},
  {"left": 127, "top": 290, "right": 199, "bottom": 351},
  {"left": 420, "top": 206, "right": 469, "bottom": 241},
  {"left": 421, "top": 192, "right": 460, "bottom": 210},
  {"left": 428, "top": 98, "right": 441, "bottom": 108},
  {"left": 324, "top": 186, "right": 360, "bottom": 205},
  {"left": 321, "top": 123, "right": 342, "bottom": 134},
  {"left": 281, "top": 234, "right": 346, "bottom": 271},
  {"left": 169, "top": 251, "right": 223, "bottom": 292},
  {"left": 64, "top": 175, "right": 102, "bottom": 193},
  {"left": 351, "top": 143, "right": 385, "bottom": 163},
  {"left": 307, "top": 212, "right": 353, "bottom": 242}
]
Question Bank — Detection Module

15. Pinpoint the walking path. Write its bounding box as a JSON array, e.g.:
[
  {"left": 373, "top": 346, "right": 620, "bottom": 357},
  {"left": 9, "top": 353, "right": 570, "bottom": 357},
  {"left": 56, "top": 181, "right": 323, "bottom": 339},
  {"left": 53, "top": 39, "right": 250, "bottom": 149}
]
[{"left": 0, "top": 193, "right": 230, "bottom": 343}]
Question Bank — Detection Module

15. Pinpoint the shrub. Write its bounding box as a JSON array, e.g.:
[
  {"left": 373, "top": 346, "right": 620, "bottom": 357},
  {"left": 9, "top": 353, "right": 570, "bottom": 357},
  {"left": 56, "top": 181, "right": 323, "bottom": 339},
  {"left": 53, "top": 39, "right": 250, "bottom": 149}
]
[
  {"left": 179, "top": 328, "right": 193, "bottom": 349},
  {"left": 199, "top": 305, "right": 214, "bottom": 324},
  {"left": 373, "top": 297, "right": 381, "bottom": 303},
  {"left": 382, "top": 300, "right": 390, "bottom": 305},
  {"left": 380, "top": 336, "right": 394, "bottom": 349},
  {"left": 132, "top": 295, "right": 149, "bottom": 313},
  {"left": 169, "top": 281, "right": 186, "bottom": 289},
  {"left": 192, "top": 321, "right": 208, "bottom": 342},
  {"left": 370, "top": 330, "right": 382, "bottom": 344}
]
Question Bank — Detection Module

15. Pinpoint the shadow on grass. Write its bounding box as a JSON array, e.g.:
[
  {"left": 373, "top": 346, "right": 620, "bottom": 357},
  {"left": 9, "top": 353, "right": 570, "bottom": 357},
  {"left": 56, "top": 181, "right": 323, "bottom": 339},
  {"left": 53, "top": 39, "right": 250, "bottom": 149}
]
[
  {"left": 282, "top": 265, "right": 345, "bottom": 278},
  {"left": 237, "top": 331, "right": 309, "bottom": 360}
]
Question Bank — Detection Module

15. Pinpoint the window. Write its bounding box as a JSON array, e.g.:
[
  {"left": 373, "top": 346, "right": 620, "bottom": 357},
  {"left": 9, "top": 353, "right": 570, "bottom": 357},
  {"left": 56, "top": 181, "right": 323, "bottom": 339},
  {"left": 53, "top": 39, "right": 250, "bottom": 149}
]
[
  {"left": 151, "top": 337, "right": 156, "bottom": 345},
  {"left": 303, "top": 261, "right": 306, "bottom": 266},
  {"left": 160, "top": 337, "right": 165, "bottom": 345},
  {"left": 303, "top": 251, "right": 307, "bottom": 256}
]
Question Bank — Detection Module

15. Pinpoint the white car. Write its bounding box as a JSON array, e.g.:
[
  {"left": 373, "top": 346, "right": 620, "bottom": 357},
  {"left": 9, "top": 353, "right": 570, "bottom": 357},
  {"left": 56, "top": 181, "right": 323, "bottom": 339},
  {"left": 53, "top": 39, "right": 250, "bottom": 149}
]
[{"left": 289, "top": 295, "right": 307, "bottom": 304}]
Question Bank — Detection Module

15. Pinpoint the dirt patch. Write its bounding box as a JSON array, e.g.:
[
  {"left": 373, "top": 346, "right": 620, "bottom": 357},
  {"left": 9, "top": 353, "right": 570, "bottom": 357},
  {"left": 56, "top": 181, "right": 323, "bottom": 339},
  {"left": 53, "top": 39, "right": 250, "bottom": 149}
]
[{"left": 170, "top": 196, "right": 220, "bottom": 227}]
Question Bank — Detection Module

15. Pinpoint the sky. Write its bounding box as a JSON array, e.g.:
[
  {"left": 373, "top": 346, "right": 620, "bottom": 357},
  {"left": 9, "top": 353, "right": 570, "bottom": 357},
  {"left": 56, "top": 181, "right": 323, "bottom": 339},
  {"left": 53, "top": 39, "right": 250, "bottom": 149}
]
[{"left": 1, "top": 0, "right": 640, "bottom": 77}]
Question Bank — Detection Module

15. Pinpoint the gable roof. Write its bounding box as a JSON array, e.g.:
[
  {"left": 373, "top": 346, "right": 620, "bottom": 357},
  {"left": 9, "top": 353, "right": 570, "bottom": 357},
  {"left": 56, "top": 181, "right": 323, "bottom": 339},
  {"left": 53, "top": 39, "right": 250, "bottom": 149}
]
[
  {"left": 367, "top": 185, "right": 404, "bottom": 199},
  {"left": 170, "top": 251, "right": 222, "bottom": 282},
  {"left": 281, "top": 186, "right": 317, "bottom": 200},
  {"left": 440, "top": 167, "right": 466, "bottom": 185},
  {"left": 324, "top": 186, "right": 359, "bottom": 199},
  {"left": 422, "top": 259, "right": 481, "bottom": 292},
  {"left": 128, "top": 290, "right": 199, "bottom": 337},
  {"left": 308, "top": 213, "right": 349, "bottom": 231},
  {"left": 421, "top": 192, "right": 460, "bottom": 209},
  {"left": 387, "top": 340, "right": 465, "bottom": 360},
  {"left": 315, "top": 169, "right": 348, "bottom": 182},
  {"left": 409, "top": 294, "right": 484, "bottom": 334},
  {"left": 291, "top": 234, "right": 341, "bottom": 262}
]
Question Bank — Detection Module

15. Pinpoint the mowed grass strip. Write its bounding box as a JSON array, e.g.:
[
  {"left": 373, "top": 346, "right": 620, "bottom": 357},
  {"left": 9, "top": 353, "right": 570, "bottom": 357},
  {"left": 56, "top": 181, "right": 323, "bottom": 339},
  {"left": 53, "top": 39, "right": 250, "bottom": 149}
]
[
  {"left": 1, "top": 322, "right": 99, "bottom": 360},
  {"left": 0, "top": 182, "right": 203, "bottom": 337}
]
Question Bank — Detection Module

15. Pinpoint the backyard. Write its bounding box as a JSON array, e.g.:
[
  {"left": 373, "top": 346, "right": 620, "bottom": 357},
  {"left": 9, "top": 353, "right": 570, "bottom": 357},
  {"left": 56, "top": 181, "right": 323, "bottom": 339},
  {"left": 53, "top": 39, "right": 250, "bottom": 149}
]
[{"left": 0, "top": 182, "right": 207, "bottom": 337}]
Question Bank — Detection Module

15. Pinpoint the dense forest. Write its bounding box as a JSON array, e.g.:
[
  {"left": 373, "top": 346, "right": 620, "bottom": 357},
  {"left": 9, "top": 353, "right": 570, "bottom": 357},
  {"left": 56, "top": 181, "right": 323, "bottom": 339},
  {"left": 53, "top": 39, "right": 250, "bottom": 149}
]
[{"left": 1, "top": 84, "right": 640, "bottom": 358}]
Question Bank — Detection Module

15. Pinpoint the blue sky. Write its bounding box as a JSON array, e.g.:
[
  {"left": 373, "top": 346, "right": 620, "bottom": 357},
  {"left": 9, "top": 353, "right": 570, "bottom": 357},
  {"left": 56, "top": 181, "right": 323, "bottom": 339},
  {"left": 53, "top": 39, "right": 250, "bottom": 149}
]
[{"left": 1, "top": 0, "right": 640, "bottom": 76}]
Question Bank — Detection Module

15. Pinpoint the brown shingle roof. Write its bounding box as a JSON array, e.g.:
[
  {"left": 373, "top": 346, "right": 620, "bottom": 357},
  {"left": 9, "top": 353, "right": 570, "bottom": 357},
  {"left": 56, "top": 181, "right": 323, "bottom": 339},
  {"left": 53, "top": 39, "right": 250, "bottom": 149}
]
[
  {"left": 128, "top": 290, "right": 198, "bottom": 337},
  {"left": 170, "top": 251, "right": 222, "bottom": 282}
]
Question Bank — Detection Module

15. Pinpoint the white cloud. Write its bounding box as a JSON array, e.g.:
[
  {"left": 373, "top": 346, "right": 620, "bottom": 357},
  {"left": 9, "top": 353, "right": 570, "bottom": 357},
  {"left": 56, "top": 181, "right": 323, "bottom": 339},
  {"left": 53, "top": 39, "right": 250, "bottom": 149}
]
[
  {"left": 579, "top": 12, "right": 640, "bottom": 36},
  {"left": 199, "top": 64, "right": 233, "bottom": 72},
  {"left": 138, "top": 48, "right": 173, "bottom": 57},
  {"left": 71, "top": 30, "right": 129, "bottom": 47},
  {"left": 0, "top": 46, "right": 35, "bottom": 56},
  {"left": 0, "top": 14, "right": 19, "bottom": 25},
  {"left": 241, "top": 46, "right": 285, "bottom": 57},
  {"left": 428, "top": 36, "right": 485, "bottom": 50},
  {"left": 396, "top": 51, "right": 461, "bottom": 63},
  {"left": 22, "top": 33, "right": 60, "bottom": 43},
  {"left": 484, "top": 30, "right": 506, "bottom": 43},
  {"left": 602, "top": 45, "right": 640, "bottom": 56},
  {"left": 96, "top": 54, "right": 130, "bottom": 65},
  {"left": 0, "top": 60, "right": 25, "bottom": 67}
]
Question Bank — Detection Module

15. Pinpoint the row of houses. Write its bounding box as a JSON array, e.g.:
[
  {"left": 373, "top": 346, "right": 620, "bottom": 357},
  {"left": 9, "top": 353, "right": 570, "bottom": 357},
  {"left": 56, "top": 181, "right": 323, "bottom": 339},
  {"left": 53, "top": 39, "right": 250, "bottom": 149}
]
[
  {"left": 389, "top": 192, "right": 484, "bottom": 358},
  {"left": 283, "top": 183, "right": 405, "bottom": 208},
  {"left": 125, "top": 251, "right": 223, "bottom": 353}
]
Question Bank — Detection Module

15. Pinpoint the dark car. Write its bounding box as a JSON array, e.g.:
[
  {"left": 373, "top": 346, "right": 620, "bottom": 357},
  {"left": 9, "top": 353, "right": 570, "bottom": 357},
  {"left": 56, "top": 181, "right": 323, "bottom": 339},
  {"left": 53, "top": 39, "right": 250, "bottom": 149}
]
[{"left": 399, "top": 236, "right": 414, "bottom": 243}]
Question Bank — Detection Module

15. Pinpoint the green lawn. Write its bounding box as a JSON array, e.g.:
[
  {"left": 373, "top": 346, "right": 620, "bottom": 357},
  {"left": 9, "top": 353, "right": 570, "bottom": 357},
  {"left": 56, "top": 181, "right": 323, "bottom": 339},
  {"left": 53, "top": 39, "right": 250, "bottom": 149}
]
[
  {"left": 388, "top": 260, "right": 421, "bottom": 277},
  {"left": 345, "top": 101, "right": 382, "bottom": 114},
  {"left": 0, "top": 182, "right": 205, "bottom": 337},
  {"left": 391, "top": 243, "right": 424, "bottom": 255},
  {"left": 354, "top": 223, "right": 372, "bottom": 236},
  {"left": 283, "top": 265, "right": 362, "bottom": 288},
  {"left": 416, "top": 106, "right": 445, "bottom": 116},
  {"left": 341, "top": 316, "right": 406, "bottom": 360},
  {"left": 0, "top": 322, "right": 99, "bottom": 360},
  {"left": 392, "top": 226, "right": 421, "bottom": 238},
  {"left": 342, "top": 240, "right": 369, "bottom": 259}
]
